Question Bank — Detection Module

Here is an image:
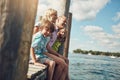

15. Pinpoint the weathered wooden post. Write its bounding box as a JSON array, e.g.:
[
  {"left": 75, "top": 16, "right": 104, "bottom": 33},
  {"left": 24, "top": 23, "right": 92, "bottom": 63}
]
[
  {"left": 0, "top": 0, "right": 38, "bottom": 80},
  {"left": 63, "top": 12, "right": 72, "bottom": 57},
  {"left": 56, "top": 0, "right": 71, "bottom": 57}
]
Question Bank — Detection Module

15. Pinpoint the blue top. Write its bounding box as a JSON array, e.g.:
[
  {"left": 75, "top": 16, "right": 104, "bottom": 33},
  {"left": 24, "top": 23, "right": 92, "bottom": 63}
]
[{"left": 31, "top": 32, "right": 49, "bottom": 58}]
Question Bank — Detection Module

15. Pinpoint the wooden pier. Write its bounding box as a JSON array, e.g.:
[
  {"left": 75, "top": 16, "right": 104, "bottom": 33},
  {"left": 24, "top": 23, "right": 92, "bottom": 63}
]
[
  {"left": 27, "top": 64, "right": 47, "bottom": 80},
  {"left": 0, "top": 0, "right": 71, "bottom": 80}
]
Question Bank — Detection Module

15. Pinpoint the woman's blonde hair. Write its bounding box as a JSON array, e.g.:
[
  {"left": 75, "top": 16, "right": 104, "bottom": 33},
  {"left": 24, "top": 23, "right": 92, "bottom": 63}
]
[{"left": 42, "top": 8, "right": 57, "bottom": 23}]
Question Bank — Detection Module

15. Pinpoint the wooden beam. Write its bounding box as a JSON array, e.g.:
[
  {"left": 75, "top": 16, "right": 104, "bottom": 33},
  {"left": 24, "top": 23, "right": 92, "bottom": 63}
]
[
  {"left": 63, "top": 13, "right": 72, "bottom": 57},
  {"left": 0, "top": 0, "right": 38, "bottom": 80},
  {"left": 56, "top": 0, "right": 71, "bottom": 55}
]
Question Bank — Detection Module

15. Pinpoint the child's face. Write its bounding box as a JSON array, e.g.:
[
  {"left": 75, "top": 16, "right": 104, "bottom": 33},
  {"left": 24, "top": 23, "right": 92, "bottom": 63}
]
[
  {"left": 41, "top": 28, "right": 51, "bottom": 37},
  {"left": 59, "top": 29, "right": 66, "bottom": 36},
  {"left": 57, "top": 17, "right": 66, "bottom": 29}
]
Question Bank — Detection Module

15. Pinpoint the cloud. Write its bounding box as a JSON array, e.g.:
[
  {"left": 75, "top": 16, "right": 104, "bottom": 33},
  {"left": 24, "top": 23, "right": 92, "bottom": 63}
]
[
  {"left": 70, "top": 0, "right": 110, "bottom": 21},
  {"left": 36, "top": 0, "right": 68, "bottom": 17},
  {"left": 37, "top": 4, "right": 48, "bottom": 16},
  {"left": 69, "top": 38, "right": 81, "bottom": 52},
  {"left": 112, "top": 12, "right": 120, "bottom": 21},
  {"left": 82, "top": 25, "right": 120, "bottom": 51},
  {"left": 83, "top": 25, "right": 103, "bottom": 32},
  {"left": 69, "top": 37, "right": 99, "bottom": 52},
  {"left": 112, "top": 23, "right": 120, "bottom": 34},
  {"left": 112, "top": 23, "right": 120, "bottom": 39},
  {"left": 37, "top": 0, "right": 110, "bottom": 21}
]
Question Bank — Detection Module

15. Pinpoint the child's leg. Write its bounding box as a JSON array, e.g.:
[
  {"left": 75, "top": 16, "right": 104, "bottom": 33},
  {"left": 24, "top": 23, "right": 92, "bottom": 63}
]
[{"left": 44, "top": 59, "right": 55, "bottom": 80}]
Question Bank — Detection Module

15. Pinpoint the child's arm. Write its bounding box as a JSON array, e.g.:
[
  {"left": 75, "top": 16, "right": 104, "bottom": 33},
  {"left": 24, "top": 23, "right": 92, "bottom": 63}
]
[
  {"left": 30, "top": 47, "right": 45, "bottom": 67},
  {"left": 30, "top": 47, "right": 37, "bottom": 63},
  {"left": 33, "top": 26, "right": 39, "bottom": 34}
]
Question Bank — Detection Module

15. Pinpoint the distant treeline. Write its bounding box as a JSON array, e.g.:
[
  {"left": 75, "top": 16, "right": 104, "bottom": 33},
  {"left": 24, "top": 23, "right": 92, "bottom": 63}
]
[{"left": 73, "top": 49, "right": 120, "bottom": 57}]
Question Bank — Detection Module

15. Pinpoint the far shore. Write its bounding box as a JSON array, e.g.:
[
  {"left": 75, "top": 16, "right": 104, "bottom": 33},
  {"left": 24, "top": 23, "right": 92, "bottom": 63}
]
[{"left": 73, "top": 49, "right": 120, "bottom": 57}]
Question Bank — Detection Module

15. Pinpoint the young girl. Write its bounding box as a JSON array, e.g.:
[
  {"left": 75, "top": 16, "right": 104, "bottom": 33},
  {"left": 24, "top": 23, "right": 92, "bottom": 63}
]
[
  {"left": 30, "top": 20, "right": 55, "bottom": 80},
  {"left": 52, "top": 27, "right": 66, "bottom": 53}
]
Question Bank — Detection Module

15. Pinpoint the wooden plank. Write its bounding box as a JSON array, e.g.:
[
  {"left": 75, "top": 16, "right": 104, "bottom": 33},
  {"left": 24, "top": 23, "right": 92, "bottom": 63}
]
[{"left": 27, "top": 64, "right": 47, "bottom": 79}]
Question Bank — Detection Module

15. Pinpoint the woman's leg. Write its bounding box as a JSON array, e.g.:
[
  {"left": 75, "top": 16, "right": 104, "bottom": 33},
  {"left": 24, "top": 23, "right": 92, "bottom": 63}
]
[{"left": 44, "top": 59, "right": 55, "bottom": 80}]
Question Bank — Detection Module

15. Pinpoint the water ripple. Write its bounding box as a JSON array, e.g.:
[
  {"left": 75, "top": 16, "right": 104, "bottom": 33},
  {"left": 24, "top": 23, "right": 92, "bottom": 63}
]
[{"left": 69, "top": 53, "right": 120, "bottom": 80}]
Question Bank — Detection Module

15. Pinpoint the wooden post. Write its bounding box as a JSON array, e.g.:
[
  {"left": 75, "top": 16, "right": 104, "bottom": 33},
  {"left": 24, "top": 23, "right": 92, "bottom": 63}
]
[
  {"left": 63, "top": 13, "right": 72, "bottom": 57},
  {"left": 56, "top": 0, "right": 71, "bottom": 56},
  {"left": 0, "top": 0, "right": 38, "bottom": 80},
  {"left": 64, "top": 0, "right": 71, "bottom": 17}
]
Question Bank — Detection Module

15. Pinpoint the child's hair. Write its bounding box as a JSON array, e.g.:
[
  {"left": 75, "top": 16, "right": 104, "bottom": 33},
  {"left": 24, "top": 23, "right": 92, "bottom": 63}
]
[
  {"left": 56, "top": 15, "right": 67, "bottom": 28},
  {"left": 57, "top": 28, "right": 66, "bottom": 42},
  {"left": 40, "top": 20, "right": 55, "bottom": 33},
  {"left": 42, "top": 8, "right": 57, "bottom": 23}
]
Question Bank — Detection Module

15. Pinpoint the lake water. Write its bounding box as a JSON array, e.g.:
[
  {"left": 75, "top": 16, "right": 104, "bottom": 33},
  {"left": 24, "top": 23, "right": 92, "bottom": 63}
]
[{"left": 68, "top": 53, "right": 120, "bottom": 80}]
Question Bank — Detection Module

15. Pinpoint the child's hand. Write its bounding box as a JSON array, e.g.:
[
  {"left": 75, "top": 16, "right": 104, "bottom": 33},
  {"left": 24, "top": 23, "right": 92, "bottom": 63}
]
[{"left": 34, "top": 62, "right": 46, "bottom": 67}]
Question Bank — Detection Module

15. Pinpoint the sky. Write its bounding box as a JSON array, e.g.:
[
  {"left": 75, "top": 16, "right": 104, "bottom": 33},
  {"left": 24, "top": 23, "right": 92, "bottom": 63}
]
[{"left": 36, "top": 0, "right": 120, "bottom": 53}]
